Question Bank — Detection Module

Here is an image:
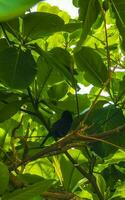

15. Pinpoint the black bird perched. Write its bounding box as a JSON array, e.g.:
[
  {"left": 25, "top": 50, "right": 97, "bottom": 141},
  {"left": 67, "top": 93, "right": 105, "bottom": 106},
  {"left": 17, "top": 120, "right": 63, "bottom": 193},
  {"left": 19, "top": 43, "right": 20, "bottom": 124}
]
[{"left": 40, "top": 110, "right": 73, "bottom": 147}]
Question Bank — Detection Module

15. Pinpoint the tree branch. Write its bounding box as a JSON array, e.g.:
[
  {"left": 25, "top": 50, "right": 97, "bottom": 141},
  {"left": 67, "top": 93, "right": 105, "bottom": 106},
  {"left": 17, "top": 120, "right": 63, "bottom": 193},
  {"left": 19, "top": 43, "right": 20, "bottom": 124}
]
[{"left": 9, "top": 123, "right": 125, "bottom": 171}]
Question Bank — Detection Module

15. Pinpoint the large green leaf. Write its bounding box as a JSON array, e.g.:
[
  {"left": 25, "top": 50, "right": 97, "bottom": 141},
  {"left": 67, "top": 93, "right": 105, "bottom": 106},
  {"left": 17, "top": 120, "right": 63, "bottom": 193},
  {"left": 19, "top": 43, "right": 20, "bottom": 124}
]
[
  {"left": 0, "top": 47, "right": 37, "bottom": 89},
  {"left": 0, "top": 0, "right": 39, "bottom": 22},
  {"left": 23, "top": 12, "right": 64, "bottom": 40},
  {"left": 74, "top": 47, "right": 108, "bottom": 87},
  {"left": 78, "top": 0, "right": 100, "bottom": 44}
]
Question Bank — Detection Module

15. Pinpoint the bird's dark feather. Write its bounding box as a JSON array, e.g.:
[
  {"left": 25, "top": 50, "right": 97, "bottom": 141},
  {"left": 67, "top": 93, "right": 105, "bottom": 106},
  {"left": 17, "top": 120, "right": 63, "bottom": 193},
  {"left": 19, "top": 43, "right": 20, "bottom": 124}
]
[{"left": 40, "top": 110, "right": 73, "bottom": 146}]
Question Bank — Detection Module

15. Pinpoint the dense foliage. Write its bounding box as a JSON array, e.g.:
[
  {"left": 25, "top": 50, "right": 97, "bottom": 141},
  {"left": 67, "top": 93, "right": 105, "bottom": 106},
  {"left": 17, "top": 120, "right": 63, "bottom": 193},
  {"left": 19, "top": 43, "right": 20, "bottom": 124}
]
[{"left": 0, "top": 0, "right": 125, "bottom": 199}]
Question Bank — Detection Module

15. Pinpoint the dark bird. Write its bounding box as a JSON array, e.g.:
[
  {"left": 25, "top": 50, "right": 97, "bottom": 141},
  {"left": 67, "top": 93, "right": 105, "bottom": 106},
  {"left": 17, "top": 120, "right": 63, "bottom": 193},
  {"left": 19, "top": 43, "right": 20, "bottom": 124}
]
[{"left": 40, "top": 110, "right": 73, "bottom": 146}]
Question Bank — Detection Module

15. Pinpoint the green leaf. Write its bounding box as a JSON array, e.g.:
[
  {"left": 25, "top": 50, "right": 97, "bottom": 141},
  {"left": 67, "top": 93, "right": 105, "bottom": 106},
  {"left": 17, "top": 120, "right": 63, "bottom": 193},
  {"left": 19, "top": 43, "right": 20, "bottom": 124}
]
[
  {"left": 111, "top": 0, "right": 125, "bottom": 25},
  {"left": 58, "top": 11, "right": 70, "bottom": 23},
  {"left": 95, "top": 150, "right": 125, "bottom": 174},
  {"left": 47, "top": 81, "right": 68, "bottom": 100},
  {"left": 74, "top": 47, "right": 108, "bottom": 87},
  {"left": 0, "top": 162, "right": 9, "bottom": 195},
  {"left": 95, "top": 174, "right": 106, "bottom": 196},
  {"left": 85, "top": 105, "right": 125, "bottom": 157},
  {"left": 0, "top": 47, "right": 37, "bottom": 89},
  {"left": 3, "top": 180, "right": 53, "bottom": 200},
  {"left": 60, "top": 155, "right": 82, "bottom": 190},
  {"left": 48, "top": 47, "right": 74, "bottom": 85},
  {"left": 23, "top": 12, "right": 64, "bottom": 40},
  {"left": 86, "top": 105, "right": 125, "bottom": 133},
  {"left": 37, "top": 56, "right": 64, "bottom": 89},
  {"left": 62, "top": 22, "right": 82, "bottom": 33},
  {"left": 78, "top": 0, "right": 100, "bottom": 44},
  {"left": 17, "top": 174, "right": 45, "bottom": 185},
  {"left": 47, "top": 32, "right": 65, "bottom": 49},
  {"left": 110, "top": 78, "right": 120, "bottom": 101},
  {"left": 24, "top": 159, "right": 55, "bottom": 180},
  {"left": 37, "top": 2, "right": 70, "bottom": 23},
  {"left": 0, "top": 0, "right": 39, "bottom": 22},
  {"left": 57, "top": 93, "right": 90, "bottom": 113},
  {"left": 110, "top": 77, "right": 125, "bottom": 103},
  {"left": 111, "top": 0, "right": 125, "bottom": 50},
  {"left": 37, "top": 2, "right": 60, "bottom": 15},
  {"left": 105, "top": 150, "right": 125, "bottom": 166},
  {"left": 109, "top": 75, "right": 125, "bottom": 103},
  {"left": 37, "top": 47, "right": 75, "bottom": 87},
  {"left": 0, "top": 99, "right": 25, "bottom": 123},
  {"left": 111, "top": 181, "right": 125, "bottom": 199}
]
